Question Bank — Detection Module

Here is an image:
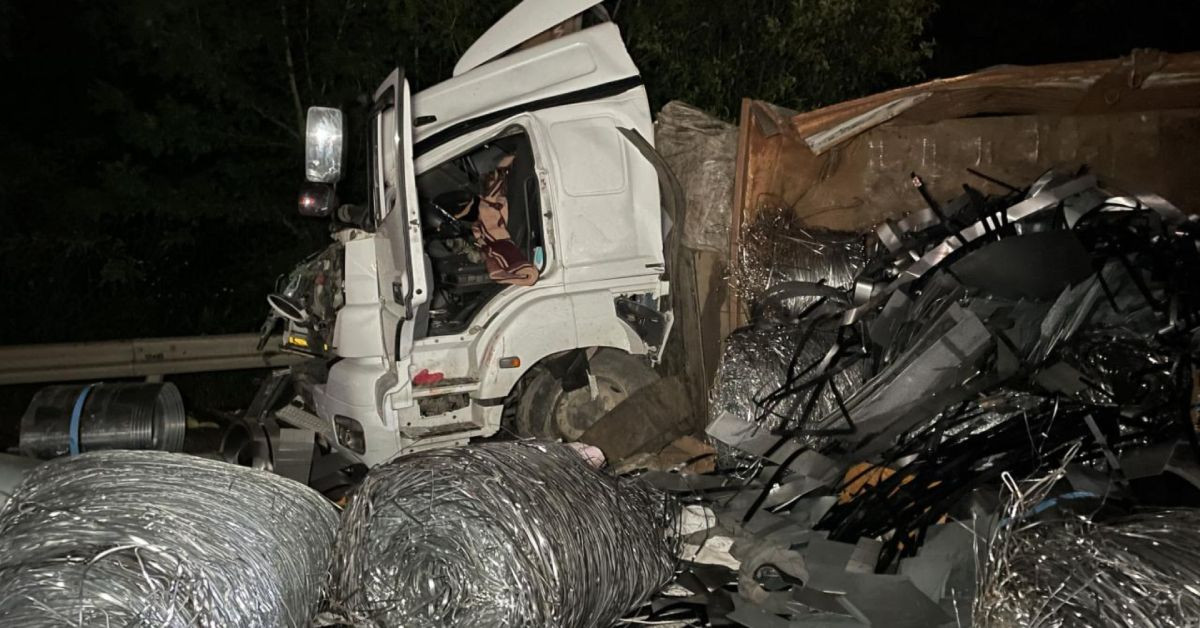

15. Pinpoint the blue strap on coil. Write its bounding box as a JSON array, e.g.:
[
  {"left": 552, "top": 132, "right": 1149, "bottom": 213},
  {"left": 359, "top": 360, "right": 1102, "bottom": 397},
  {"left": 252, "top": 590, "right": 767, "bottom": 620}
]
[{"left": 68, "top": 384, "right": 96, "bottom": 457}]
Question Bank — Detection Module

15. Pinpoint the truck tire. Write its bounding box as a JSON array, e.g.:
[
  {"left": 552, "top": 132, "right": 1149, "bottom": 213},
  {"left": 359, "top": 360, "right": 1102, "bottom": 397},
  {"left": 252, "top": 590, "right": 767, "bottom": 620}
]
[{"left": 515, "top": 349, "right": 659, "bottom": 441}]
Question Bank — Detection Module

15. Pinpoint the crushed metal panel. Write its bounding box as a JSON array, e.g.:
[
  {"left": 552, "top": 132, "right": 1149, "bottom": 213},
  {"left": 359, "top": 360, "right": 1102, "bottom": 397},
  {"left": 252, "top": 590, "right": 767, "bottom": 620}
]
[
  {"left": 835, "top": 574, "right": 952, "bottom": 628},
  {"left": 727, "top": 595, "right": 791, "bottom": 628}
]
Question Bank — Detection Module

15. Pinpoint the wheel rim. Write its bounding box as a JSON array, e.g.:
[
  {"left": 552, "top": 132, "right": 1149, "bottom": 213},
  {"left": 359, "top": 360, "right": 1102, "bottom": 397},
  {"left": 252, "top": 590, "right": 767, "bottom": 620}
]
[{"left": 550, "top": 375, "right": 631, "bottom": 441}]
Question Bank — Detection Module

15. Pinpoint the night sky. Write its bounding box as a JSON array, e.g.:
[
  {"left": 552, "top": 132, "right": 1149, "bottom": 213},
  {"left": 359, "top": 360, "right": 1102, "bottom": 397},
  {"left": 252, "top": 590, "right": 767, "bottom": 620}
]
[{"left": 926, "top": 0, "right": 1198, "bottom": 78}]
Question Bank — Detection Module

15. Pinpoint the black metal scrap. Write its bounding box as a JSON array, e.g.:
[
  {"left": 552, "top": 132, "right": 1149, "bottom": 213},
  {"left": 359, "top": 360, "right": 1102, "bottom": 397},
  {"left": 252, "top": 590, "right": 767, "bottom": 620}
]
[{"left": 680, "top": 168, "right": 1200, "bottom": 627}]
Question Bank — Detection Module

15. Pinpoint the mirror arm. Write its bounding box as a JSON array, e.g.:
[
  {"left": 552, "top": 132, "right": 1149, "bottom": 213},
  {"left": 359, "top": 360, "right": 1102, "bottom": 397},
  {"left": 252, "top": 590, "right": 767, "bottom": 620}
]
[{"left": 335, "top": 204, "right": 374, "bottom": 231}]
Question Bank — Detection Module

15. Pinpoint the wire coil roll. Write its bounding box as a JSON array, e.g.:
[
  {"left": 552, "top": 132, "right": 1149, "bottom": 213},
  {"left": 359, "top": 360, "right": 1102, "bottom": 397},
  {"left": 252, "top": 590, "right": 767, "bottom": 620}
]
[
  {"left": 0, "top": 450, "right": 338, "bottom": 627},
  {"left": 979, "top": 509, "right": 1200, "bottom": 627},
  {"left": 975, "top": 449, "right": 1200, "bottom": 628},
  {"left": 332, "top": 440, "right": 679, "bottom": 627},
  {"left": 19, "top": 382, "right": 186, "bottom": 458}
]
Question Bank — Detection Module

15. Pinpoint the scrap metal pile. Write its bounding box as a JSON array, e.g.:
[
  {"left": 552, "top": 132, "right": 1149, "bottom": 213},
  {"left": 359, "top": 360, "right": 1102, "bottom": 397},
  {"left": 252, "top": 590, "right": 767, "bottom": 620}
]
[
  {"left": 332, "top": 441, "right": 679, "bottom": 628},
  {"left": 975, "top": 446, "right": 1200, "bottom": 627},
  {"left": 646, "top": 168, "right": 1200, "bottom": 626},
  {"left": 0, "top": 443, "right": 679, "bottom": 628},
  {"left": 0, "top": 171, "right": 1196, "bottom": 627},
  {"left": 0, "top": 450, "right": 338, "bottom": 627}
]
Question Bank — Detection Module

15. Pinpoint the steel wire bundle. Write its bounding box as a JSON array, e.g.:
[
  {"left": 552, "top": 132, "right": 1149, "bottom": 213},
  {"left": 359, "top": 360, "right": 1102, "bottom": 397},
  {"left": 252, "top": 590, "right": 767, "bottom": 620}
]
[
  {"left": 731, "top": 205, "right": 865, "bottom": 318},
  {"left": 976, "top": 458, "right": 1200, "bottom": 627},
  {"left": 710, "top": 326, "right": 867, "bottom": 433},
  {"left": 983, "top": 511, "right": 1200, "bottom": 627},
  {"left": 332, "top": 440, "right": 679, "bottom": 628},
  {"left": 0, "top": 450, "right": 339, "bottom": 627},
  {"left": 20, "top": 383, "right": 187, "bottom": 458}
]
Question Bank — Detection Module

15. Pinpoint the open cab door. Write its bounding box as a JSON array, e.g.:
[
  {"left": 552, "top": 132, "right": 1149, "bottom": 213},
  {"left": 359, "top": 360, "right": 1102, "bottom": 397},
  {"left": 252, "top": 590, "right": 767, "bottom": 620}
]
[{"left": 371, "top": 69, "right": 428, "bottom": 369}]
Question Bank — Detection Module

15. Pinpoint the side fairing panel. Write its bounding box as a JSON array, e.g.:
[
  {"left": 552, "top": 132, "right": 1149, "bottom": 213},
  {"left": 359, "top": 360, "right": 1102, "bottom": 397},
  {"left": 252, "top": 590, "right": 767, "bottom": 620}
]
[
  {"left": 533, "top": 92, "right": 663, "bottom": 284},
  {"left": 333, "top": 237, "right": 388, "bottom": 358}
]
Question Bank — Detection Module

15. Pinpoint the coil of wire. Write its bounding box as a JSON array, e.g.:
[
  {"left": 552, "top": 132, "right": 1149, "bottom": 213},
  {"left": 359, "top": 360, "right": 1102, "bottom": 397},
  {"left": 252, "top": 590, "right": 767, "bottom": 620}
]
[
  {"left": 20, "top": 383, "right": 187, "bottom": 458},
  {"left": 332, "top": 440, "right": 679, "bottom": 627},
  {"left": 977, "top": 508, "right": 1200, "bottom": 627},
  {"left": 0, "top": 450, "right": 339, "bottom": 627}
]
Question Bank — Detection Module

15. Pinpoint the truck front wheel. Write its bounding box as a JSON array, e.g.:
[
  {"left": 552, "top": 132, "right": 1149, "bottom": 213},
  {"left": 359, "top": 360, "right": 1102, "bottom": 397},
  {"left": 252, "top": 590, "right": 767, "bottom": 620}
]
[{"left": 514, "top": 349, "right": 658, "bottom": 441}]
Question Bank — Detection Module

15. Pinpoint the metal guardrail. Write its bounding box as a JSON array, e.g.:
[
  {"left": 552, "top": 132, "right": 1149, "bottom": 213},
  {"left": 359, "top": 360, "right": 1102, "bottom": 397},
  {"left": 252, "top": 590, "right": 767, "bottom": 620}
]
[{"left": 0, "top": 334, "right": 305, "bottom": 385}]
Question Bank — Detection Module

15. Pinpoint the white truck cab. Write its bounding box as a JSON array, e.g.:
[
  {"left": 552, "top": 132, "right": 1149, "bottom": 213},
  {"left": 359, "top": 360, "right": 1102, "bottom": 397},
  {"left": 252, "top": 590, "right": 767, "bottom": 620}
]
[{"left": 239, "top": 0, "right": 677, "bottom": 489}]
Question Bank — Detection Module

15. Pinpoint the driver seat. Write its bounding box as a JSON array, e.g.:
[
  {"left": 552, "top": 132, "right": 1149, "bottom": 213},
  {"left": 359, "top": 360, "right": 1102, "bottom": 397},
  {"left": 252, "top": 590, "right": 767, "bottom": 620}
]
[
  {"left": 498, "top": 135, "right": 538, "bottom": 259},
  {"left": 434, "top": 135, "right": 538, "bottom": 294}
]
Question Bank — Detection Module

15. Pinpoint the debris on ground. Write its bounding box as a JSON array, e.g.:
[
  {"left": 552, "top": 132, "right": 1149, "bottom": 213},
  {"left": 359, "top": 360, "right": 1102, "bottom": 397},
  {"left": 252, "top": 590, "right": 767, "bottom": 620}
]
[{"left": 580, "top": 375, "right": 696, "bottom": 464}]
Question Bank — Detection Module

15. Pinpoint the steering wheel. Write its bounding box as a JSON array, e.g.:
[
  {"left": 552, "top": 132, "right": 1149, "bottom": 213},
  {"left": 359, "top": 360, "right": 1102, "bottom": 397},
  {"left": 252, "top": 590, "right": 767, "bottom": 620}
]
[{"left": 423, "top": 189, "right": 476, "bottom": 239}]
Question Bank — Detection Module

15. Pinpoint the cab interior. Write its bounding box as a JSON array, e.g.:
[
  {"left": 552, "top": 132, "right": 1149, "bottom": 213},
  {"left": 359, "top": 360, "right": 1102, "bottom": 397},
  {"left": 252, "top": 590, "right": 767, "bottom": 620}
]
[{"left": 415, "top": 129, "right": 545, "bottom": 336}]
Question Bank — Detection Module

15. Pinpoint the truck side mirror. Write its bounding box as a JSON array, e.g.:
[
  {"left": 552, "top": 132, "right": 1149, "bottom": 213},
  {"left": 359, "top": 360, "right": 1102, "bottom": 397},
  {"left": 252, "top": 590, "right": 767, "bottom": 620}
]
[
  {"left": 305, "top": 106, "right": 344, "bottom": 183},
  {"left": 298, "top": 181, "right": 338, "bottom": 217}
]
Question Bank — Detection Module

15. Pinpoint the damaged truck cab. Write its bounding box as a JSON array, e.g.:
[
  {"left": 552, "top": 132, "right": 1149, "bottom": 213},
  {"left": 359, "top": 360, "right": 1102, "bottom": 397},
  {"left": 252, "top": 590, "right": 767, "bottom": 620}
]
[{"left": 247, "top": 0, "right": 674, "bottom": 484}]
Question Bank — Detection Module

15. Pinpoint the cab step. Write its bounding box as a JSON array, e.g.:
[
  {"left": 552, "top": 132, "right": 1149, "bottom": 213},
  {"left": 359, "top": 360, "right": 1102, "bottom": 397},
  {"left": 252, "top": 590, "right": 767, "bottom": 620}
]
[
  {"left": 275, "top": 404, "right": 333, "bottom": 438},
  {"left": 412, "top": 377, "right": 479, "bottom": 398},
  {"left": 398, "top": 421, "right": 481, "bottom": 440}
]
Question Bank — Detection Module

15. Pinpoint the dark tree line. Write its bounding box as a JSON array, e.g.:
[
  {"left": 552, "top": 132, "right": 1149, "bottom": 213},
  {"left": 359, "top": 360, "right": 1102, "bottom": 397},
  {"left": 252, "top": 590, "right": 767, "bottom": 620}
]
[{"left": 0, "top": 0, "right": 1192, "bottom": 344}]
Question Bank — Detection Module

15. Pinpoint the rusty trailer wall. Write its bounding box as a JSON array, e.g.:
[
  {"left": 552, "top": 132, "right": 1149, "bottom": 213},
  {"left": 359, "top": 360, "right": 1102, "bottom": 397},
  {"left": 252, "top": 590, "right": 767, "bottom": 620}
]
[
  {"left": 730, "top": 50, "right": 1200, "bottom": 326},
  {"left": 784, "top": 108, "right": 1200, "bottom": 233}
]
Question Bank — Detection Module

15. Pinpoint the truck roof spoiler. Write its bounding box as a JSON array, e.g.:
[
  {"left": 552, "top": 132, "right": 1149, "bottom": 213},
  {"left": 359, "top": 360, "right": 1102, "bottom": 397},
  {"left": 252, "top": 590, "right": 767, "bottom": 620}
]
[{"left": 454, "top": 0, "right": 606, "bottom": 76}]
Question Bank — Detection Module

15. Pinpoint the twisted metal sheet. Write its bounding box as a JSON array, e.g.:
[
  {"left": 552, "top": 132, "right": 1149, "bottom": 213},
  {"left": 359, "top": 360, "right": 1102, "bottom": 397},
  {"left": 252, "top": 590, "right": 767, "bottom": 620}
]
[
  {"left": 332, "top": 440, "right": 679, "bottom": 627},
  {"left": 0, "top": 450, "right": 338, "bottom": 627}
]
